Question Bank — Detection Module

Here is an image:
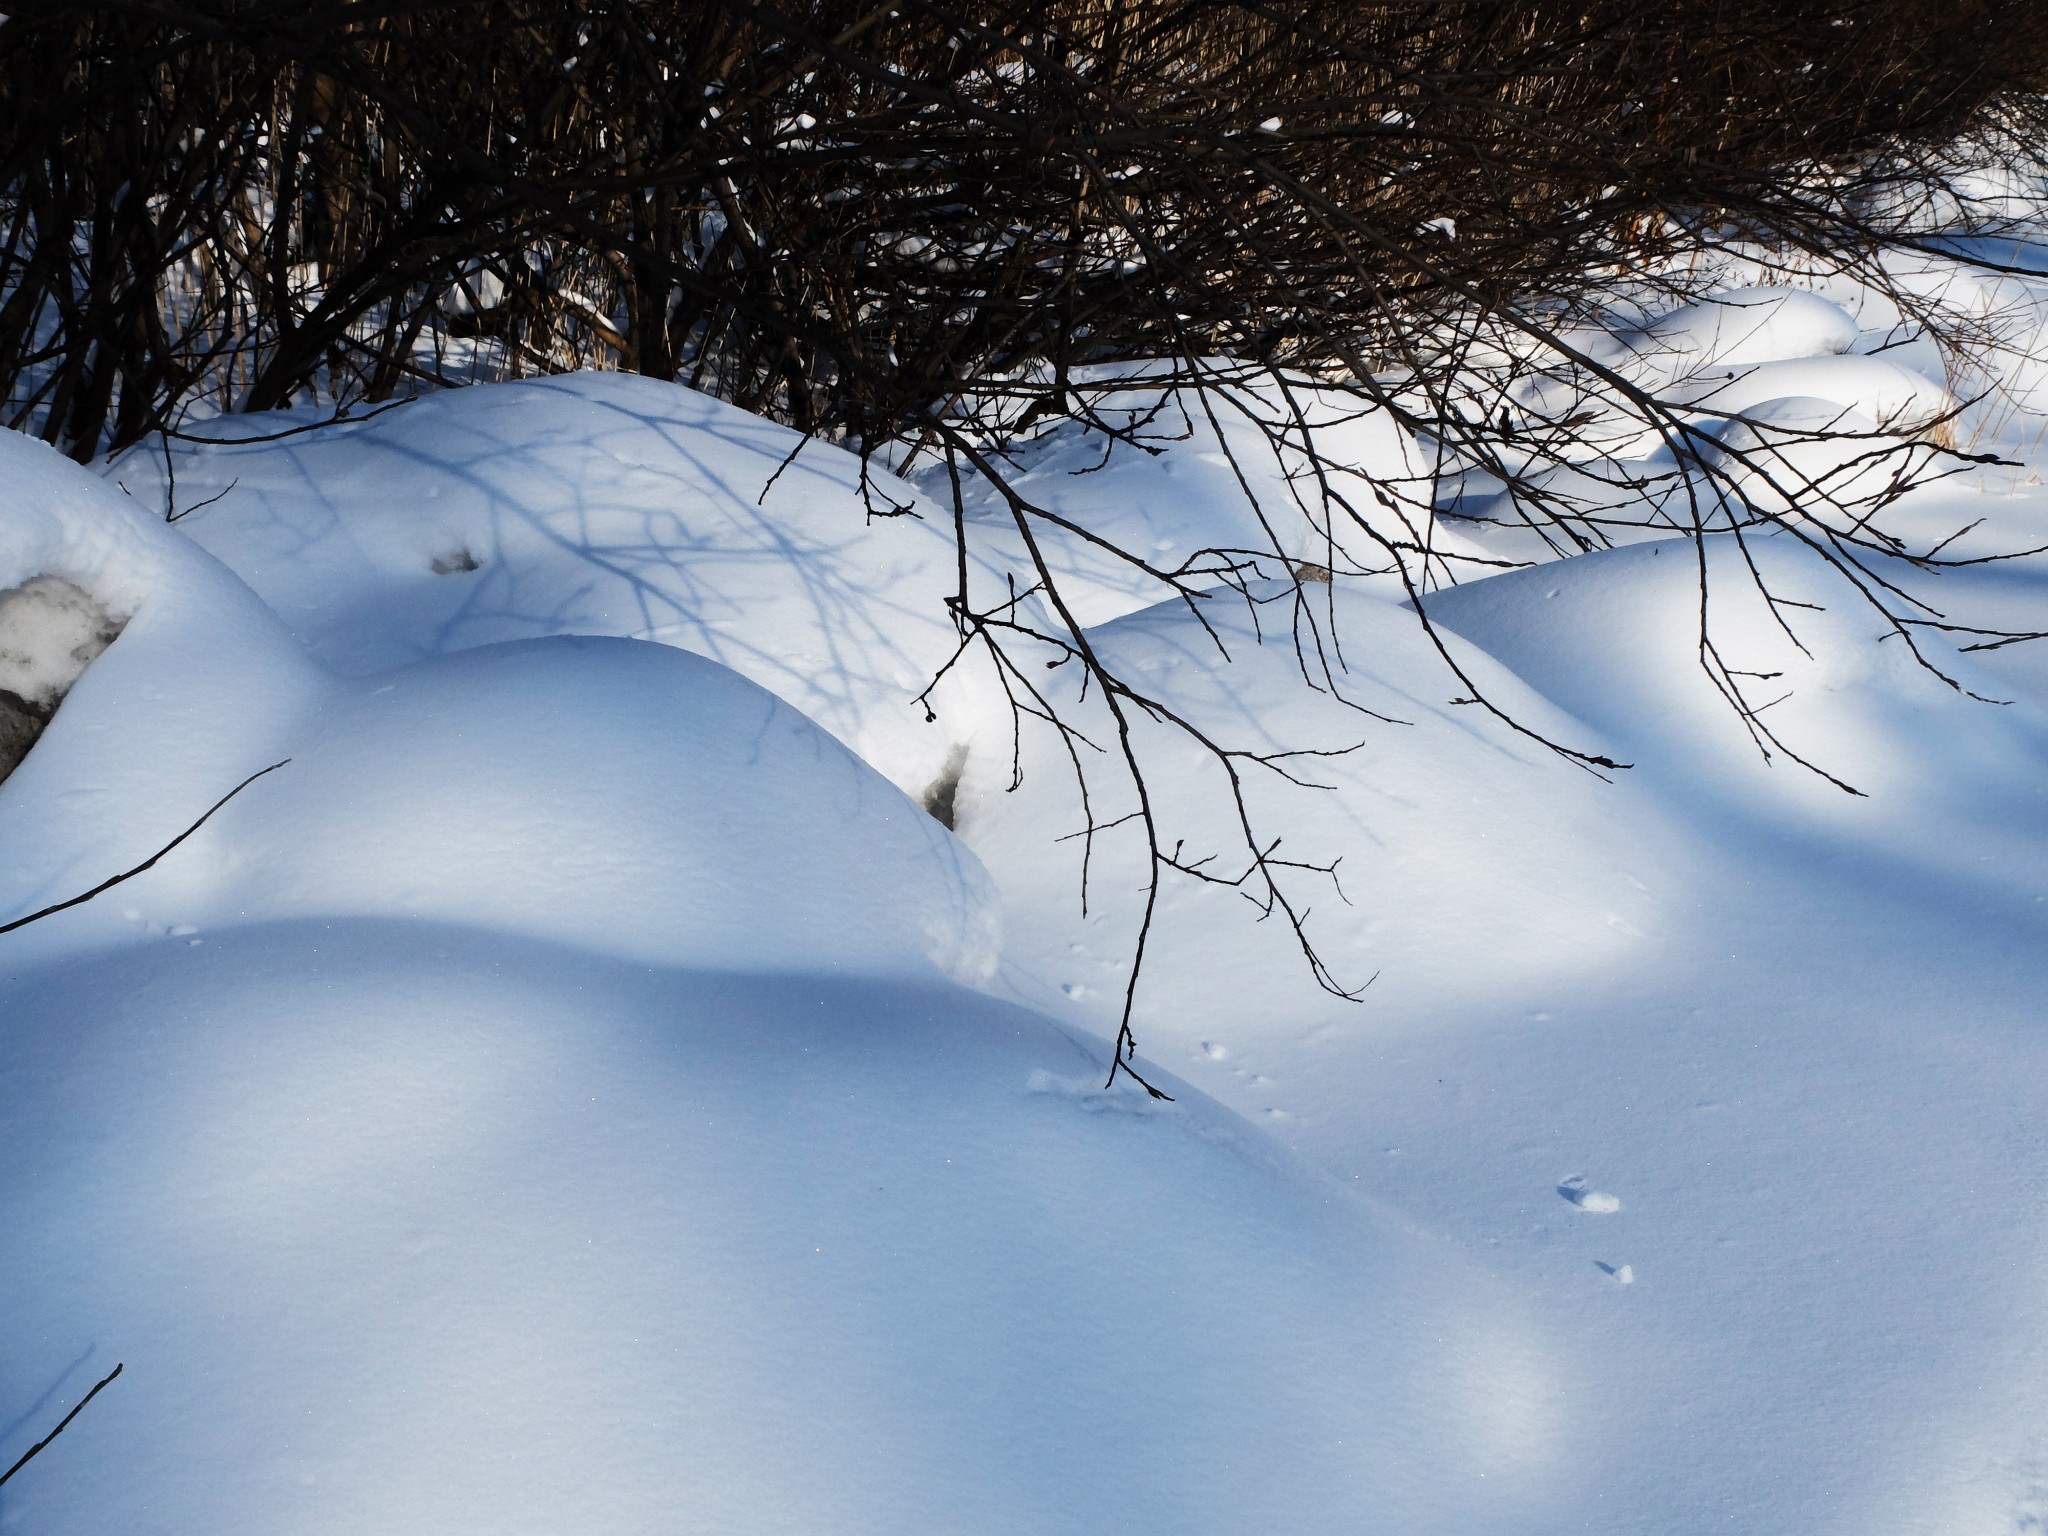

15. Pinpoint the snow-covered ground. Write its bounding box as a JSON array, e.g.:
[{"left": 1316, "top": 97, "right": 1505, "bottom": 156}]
[{"left": 3, "top": 248, "right": 2048, "bottom": 1532}]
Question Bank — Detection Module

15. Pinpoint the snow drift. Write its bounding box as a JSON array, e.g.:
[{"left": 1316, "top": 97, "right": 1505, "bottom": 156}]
[
  {"left": 0, "top": 390, "right": 1571, "bottom": 1535},
  {"left": 0, "top": 928, "right": 1568, "bottom": 1536},
  {"left": 6, "top": 276, "right": 2047, "bottom": 1531}
]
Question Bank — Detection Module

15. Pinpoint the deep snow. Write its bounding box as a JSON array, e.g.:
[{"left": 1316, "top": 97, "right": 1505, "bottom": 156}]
[{"left": 1, "top": 258, "right": 2047, "bottom": 1531}]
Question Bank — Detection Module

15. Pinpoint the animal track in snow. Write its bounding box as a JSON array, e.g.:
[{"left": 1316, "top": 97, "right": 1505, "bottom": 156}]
[{"left": 1558, "top": 1176, "right": 1623, "bottom": 1214}]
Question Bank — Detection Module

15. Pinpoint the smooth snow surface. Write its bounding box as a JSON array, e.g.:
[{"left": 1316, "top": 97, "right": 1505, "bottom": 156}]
[
  {"left": 4, "top": 253, "right": 2048, "bottom": 1533},
  {"left": 0, "top": 934, "right": 1556, "bottom": 1536},
  {"left": 162, "top": 637, "right": 1002, "bottom": 982}
]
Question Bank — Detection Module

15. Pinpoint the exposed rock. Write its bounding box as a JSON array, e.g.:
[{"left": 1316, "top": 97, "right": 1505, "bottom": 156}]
[{"left": 0, "top": 576, "right": 125, "bottom": 787}]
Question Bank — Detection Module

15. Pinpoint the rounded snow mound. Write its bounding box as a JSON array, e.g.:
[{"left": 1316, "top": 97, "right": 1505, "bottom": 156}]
[
  {"left": 2, "top": 431, "right": 994, "bottom": 985},
  {"left": 106, "top": 371, "right": 986, "bottom": 797},
  {"left": 1625, "top": 286, "right": 1860, "bottom": 374},
  {"left": 1675, "top": 354, "right": 1954, "bottom": 440},
  {"left": 0, "top": 430, "right": 327, "bottom": 924},
  {"left": 953, "top": 579, "right": 1664, "bottom": 1026},
  {"left": 1703, "top": 395, "right": 1933, "bottom": 516},
  {"left": 1426, "top": 533, "right": 2048, "bottom": 895},
  {"left": 170, "top": 635, "right": 1002, "bottom": 983}
]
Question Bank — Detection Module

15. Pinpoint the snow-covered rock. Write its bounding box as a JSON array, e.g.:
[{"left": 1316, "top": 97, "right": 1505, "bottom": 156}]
[
  {"left": 0, "top": 429, "right": 329, "bottom": 926},
  {"left": 166, "top": 634, "right": 1004, "bottom": 983},
  {"left": 103, "top": 371, "right": 992, "bottom": 798},
  {"left": 953, "top": 578, "right": 1665, "bottom": 1027},
  {"left": 0, "top": 576, "right": 123, "bottom": 717}
]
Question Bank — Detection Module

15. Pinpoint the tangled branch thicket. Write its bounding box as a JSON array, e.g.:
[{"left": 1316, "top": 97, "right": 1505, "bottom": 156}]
[{"left": 5, "top": 1, "right": 2047, "bottom": 1089}]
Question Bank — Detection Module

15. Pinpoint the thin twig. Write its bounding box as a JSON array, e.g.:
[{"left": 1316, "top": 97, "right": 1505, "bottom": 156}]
[
  {"left": 0, "top": 1362, "right": 124, "bottom": 1489},
  {"left": 0, "top": 761, "right": 290, "bottom": 936}
]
